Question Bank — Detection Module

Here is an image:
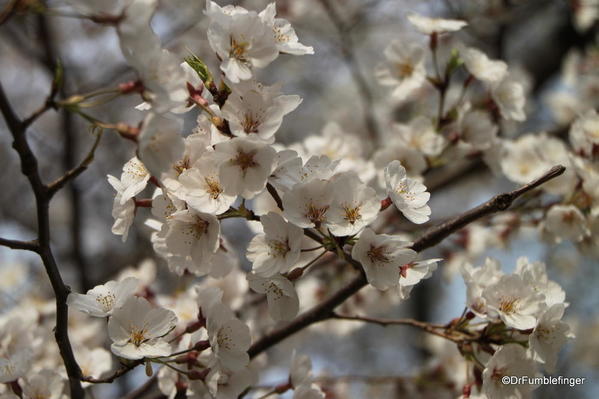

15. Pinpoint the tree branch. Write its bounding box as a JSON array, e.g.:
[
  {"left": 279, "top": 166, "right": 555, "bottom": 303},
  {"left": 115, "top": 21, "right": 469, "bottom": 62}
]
[
  {"left": 0, "top": 81, "right": 85, "bottom": 398},
  {"left": 0, "top": 237, "right": 39, "bottom": 252},
  {"left": 247, "top": 165, "right": 565, "bottom": 358}
]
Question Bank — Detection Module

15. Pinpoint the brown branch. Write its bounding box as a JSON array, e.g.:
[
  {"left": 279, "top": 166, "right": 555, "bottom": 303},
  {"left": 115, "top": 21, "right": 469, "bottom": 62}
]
[
  {"left": 318, "top": 0, "right": 380, "bottom": 146},
  {"left": 47, "top": 128, "right": 103, "bottom": 199},
  {"left": 330, "top": 313, "right": 464, "bottom": 343},
  {"left": 0, "top": 81, "right": 85, "bottom": 398},
  {"left": 247, "top": 165, "right": 565, "bottom": 358},
  {"left": 0, "top": 237, "right": 39, "bottom": 252},
  {"left": 82, "top": 360, "right": 144, "bottom": 384}
]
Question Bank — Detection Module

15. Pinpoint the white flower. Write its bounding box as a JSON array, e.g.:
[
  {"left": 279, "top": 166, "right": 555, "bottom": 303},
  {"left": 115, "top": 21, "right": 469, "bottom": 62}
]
[
  {"left": 461, "top": 258, "right": 504, "bottom": 317},
  {"left": 115, "top": 156, "right": 150, "bottom": 204},
  {"left": 65, "top": 0, "right": 131, "bottom": 16},
  {"left": 138, "top": 113, "right": 185, "bottom": 177},
  {"left": 373, "top": 142, "right": 427, "bottom": 179},
  {"left": 268, "top": 149, "right": 303, "bottom": 193},
  {"left": 215, "top": 137, "right": 277, "bottom": 198},
  {"left": 544, "top": 204, "right": 590, "bottom": 243},
  {"left": 398, "top": 258, "right": 441, "bottom": 300},
  {"left": 482, "top": 344, "right": 538, "bottom": 399},
  {"left": 514, "top": 257, "right": 566, "bottom": 307},
  {"left": 163, "top": 209, "right": 220, "bottom": 274},
  {"left": 247, "top": 273, "right": 299, "bottom": 321},
  {"left": 0, "top": 317, "right": 34, "bottom": 383},
  {"left": 529, "top": 303, "right": 574, "bottom": 373},
  {"left": 206, "top": 302, "right": 251, "bottom": 372},
  {"left": 569, "top": 109, "right": 599, "bottom": 158},
  {"left": 293, "top": 384, "right": 326, "bottom": 399},
  {"left": 407, "top": 13, "right": 467, "bottom": 34},
  {"left": 327, "top": 172, "right": 380, "bottom": 236},
  {"left": 458, "top": 110, "right": 498, "bottom": 151},
  {"left": 282, "top": 178, "right": 334, "bottom": 228},
  {"left": 462, "top": 47, "right": 507, "bottom": 84},
  {"left": 375, "top": 41, "right": 426, "bottom": 102},
  {"left": 393, "top": 116, "right": 446, "bottom": 156},
  {"left": 107, "top": 175, "right": 136, "bottom": 242},
  {"left": 259, "top": 3, "right": 314, "bottom": 55},
  {"left": 206, "top": 4, "right": 278, "bottom": 83},
  {"left": 491, "top": 75, "right": 526, "bottom": 121},
  {"left": 483, "top": 274, "right": 545, "bottom": 330},
  {"left": 290, "top": 351, "right": 313, "bottom": 387},
  {"left": 222, "top": 80, "right": 302, "bottom": 141},
  {"left": 178, "top": 152, "right": 236, "bottom": 215},
  {"left": 108, "top": 296, "right": 177, "bottom": 359},
  {"left": 76, "top": 347, "right": 113, "bottom": 385},
  {"left": 351, "top": 228, "right": 417, "bottom": 291},
  {"left": 247, "top": 212, "right": 303, "bottom": 277},
  {"left": 67, "top": 277, "right": 139, "bottom": 317},
  {"left": 21, "top": 369, "right": 65, "bottom": 399},
  {"left": 384, "top": 160, "right": 431, "bottom": 224}
]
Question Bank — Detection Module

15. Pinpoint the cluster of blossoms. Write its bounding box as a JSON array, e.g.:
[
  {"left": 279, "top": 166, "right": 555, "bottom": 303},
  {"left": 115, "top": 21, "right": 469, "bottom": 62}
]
[{"left": 2, "top": 1, "right": 596, "bottom": 398}]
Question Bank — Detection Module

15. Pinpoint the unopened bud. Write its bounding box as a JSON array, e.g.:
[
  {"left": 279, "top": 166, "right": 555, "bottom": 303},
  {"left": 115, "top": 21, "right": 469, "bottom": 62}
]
[{"left": 145, "top": 360, "right": 153, "bottom": 377}]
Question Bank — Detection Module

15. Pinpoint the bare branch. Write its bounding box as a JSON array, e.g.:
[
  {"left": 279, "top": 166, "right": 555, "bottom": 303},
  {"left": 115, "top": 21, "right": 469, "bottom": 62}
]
[
  {"left": 247, "top": 165, "right": 565, "bottom": 358},
  {"left": 47, "top": 128, "right": 103, "bottom": 198},
  {"left": 0, "top": 237, "right": 39, "bottom": 252}
]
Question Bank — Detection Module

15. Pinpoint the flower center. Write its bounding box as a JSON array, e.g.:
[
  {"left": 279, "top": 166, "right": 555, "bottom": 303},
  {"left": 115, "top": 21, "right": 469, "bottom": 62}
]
[
  {"left": 343, "top": 205, "right": 362, "bottom": 225},
  {"left": 173, "top": 157, "right": 190, "bottom": 176},
  {"left": 268, "top": 239, "right": 290, "bottom": 258},
  {"left": 204, "top": 177, "right": 223, "bottom": 199},
  {"left": 129, "top": 326, "right": 147, "bottom": 347},
  {"left": 217, "top": 326, "right": 233, "bottom": 350},
  {"left": 95, "top": 293, "right": 116, "bottom": 313},
  {"left": 491, "top": 366, "right": 507, "bottom": 384},
  {"left": 499, "top": 296, "right": 519, "bottom": 314},
  {"left": 396, "top": 62, "right": 414, "bottom": 78},
  {"left": 367, "top": 245, "right": 390, "bottom": 264},
  {"left": 305, "top": 203, "right": 329, "bottom": 225},
  {"left": 229, "top": 37, "right": 249, "bottom": 63},
  {"left": 232, "top": 150, "right": 258, "bottom": 172},
  {"left": 242, "top": 113, "right": 261, "bottom": 134}
]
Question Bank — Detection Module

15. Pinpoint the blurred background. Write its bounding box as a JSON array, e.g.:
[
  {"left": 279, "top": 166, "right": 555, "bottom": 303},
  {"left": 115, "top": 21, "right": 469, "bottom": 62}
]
[{"left": 1, "top": 0, "right": 598, "bottom": 398}]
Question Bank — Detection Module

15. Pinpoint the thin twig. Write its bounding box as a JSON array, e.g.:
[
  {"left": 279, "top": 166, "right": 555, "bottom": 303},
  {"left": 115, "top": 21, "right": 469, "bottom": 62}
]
[{"left": 0, "top": 237, "right": 39, "bottom": 252}]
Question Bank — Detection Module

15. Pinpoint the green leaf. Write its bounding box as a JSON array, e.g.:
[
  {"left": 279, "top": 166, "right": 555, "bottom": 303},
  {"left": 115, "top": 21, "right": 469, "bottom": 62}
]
[{"left": 184, "top": 54, "right": 213, "bottom": 85}]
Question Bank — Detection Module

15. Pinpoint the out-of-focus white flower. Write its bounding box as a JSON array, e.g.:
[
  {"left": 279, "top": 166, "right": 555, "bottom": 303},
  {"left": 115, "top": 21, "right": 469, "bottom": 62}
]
[
  {"left": 569, "top": 109, "right": 599, "bottom": 158},
  {"left": 293, "top": 383, "right": 326, "bottom": 399},
  {"left": 282, "top": 178, "right": 333, "bottom": 228},
  {"left": 247, "top": 273, "right": 299, "bottom": 321},
  {"left": 393, "top": 116, "right": 446, "bottom": 156},
  {"left": 529, "top": 303, "right": 574, "bottom": 372},
  {"left": 462, "top": 47, "right": 507, "bottom": 84},
  {"left": 215, "top": 137, "right": 277, "bottom": 198},
  {"left": 67, "top": 277, "right": 139, "bottom": 317},
  {"left": 573, "top": 0, "right": 599, "bottom": 32},
  {"left": 351, "top": 228, "right": 417, "bottom": 291},
  {"left": 108, "top": 296, "right": 177, "bottom": 359},
  {"left": 375, "top": 41, "right": 426, "bottom": 102},
  {"left": 373, "top": 142, "right": 427, "bottom": 179},
  {"left": 458, "top": 110, "right": 498, "bottom": 151},
  {"left": 178, "top": 152, "right": 236, "bottom": 215},
  {"left": 483, "top": 274, "right": 545, "bottom": 330},
  {"left": 206, "top": 3, "right": 279, "bottom": 83},
  {"left": 0, "top": 317, "right": 34, "bottom": 383},
  {"left": 514, "top": 257, "right": 566, "bottom": 308},
  {"left": 21, "top": 369, "right": 65, "bottom": 399},
  {"left": 259, "top": 3, "right": 314, "bottom": 55},
  {"left": 407, "top": 13, "right": 467, "bottom": 34},
  {"left": 76, "top": 347, "right": 113, "bottom": 385},
  {"left": 384, "top": 160, "right": 431, "bottom": 224},
  {"left": 327, "top": 172, "right": 379, "bottom": 236},
  {"left": 482, "top": 344, "right": 538, "bottom": 399},
  {"left": 222, "top": 80, "right": 302, "bottom": 141},
  {"left": 544, "top": 204, "right": 590, "bottom": 243},
  {"left": 247, "top": 212, "right": 303, "bottom": 276},
  {"left": 65, "top": 0, "right": 132, "bottom": 16},
  {"left": 491, "top": 75, "right": 526, "bottom": 121},
  {"left": 138, "top": 113, "right": 185, "bottom": 178}
]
